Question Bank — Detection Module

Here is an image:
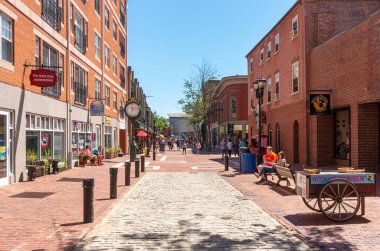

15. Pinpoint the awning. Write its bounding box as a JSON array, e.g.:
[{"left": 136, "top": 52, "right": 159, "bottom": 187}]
[{"left": 137, "top": 131, "right": 148, "bottom": 137}]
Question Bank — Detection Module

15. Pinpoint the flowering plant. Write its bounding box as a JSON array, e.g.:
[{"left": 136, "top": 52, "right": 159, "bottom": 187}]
[{"left": 78, "top": 149, "right": 91, "bottom": 161}]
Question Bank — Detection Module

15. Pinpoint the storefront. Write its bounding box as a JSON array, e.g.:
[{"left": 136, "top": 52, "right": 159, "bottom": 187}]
[
  {"left": 71, "top": 120, "right": 92, "bottom": 158},
  {"left": 0, "top": 110, "right": 13, "bottom": 186},
  {"left": 26, "top": 114, "right": 65, "bottom": 162}
]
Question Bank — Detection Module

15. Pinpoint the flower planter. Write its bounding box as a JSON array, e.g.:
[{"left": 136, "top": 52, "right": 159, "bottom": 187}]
[
  {"left": 26, "top": 165, "right": 37, "bottom": 181},
  {"left": 79, "top": 159, "right": 88, "bottom": 167},
  {"left": 105, "top": 152, "right": 113, "bottom": 159},
  {"left": 118, "top": 153, "right": 124, "bottom": 157}
]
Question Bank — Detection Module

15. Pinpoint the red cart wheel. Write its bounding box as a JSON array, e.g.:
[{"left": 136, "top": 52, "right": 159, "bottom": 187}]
[
  {"left": 302, "top": 197, "right": 321, "bottom": 212},
  {"left": 318, "top": 179, "right": 360, "bottom": 222}
]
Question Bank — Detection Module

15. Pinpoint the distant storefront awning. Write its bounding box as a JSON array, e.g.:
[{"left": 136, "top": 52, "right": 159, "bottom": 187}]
[{"left": 137, "top": 131, "right": 148, "bottom": 137}]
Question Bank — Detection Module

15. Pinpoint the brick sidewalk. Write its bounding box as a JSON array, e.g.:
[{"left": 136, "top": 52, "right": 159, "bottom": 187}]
[
  {"left": 0, "top": 155, "right": 144, "bottom": 251},
  {"left": 220, "top": 166, "right": 380, "bottom": 250}
]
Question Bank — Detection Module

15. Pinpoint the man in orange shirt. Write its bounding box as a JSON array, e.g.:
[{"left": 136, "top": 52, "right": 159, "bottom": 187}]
[{"left": 255, "top": 146, "right": 278, "bottom": 180}]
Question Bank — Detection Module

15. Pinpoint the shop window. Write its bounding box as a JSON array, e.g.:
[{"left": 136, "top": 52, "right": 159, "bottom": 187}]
[
  {"left": 113, "top": 127, "right": 118, "bottom": 147},
  {"left": 26, "top": 131, "right": 40, "bottom": 163},
  {"left": 105, "top": 126, "right": 112, "bottom": 148},
  {"left": 72, "top": 121, "right": 92, "bottom": 158},
  {"left": 95, "top": 125, "right": 101, "bottom": 148}
]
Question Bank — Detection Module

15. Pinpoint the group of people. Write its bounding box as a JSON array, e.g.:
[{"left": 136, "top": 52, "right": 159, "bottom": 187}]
[
  {"left": 220, "top": 138, "right": 248, "bottom": 158},
  {"left": 254, "top": 146, "right": 286, "bottom": 182},
  {"left": 84, "top": 145, "right": 104, "bottom": 166}
]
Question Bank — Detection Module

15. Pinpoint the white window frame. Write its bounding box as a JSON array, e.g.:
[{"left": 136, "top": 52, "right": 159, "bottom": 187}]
[
  {"left": 104, "top": 44, "right": 110, "bottom": 68},
  {"left": 0, "top": 13, "right": 13, "bottom": 64},
  {"left": 105, "top": 85, "right": 110, "bottom": 107},
  {"left": 267, "top": 42, "right": 272, "bottom": 59},
  {"left": 94, "top": 32, "right": 100, "bottom": 60},
  {"left": 249, "top": 58, "right": 253, "bottom": 72},
  {"left": 275, "top": 73, "right": 280, "bottom": 101},
  {"left": 275, "top": 34, "right": 280, "bottom": 52},
  {"left": 292, "top": 15, "right": 298, "bottom": 38},
  {"left": 267, "top": 78, "right": 272, "bottom": 104},
  {"left": 113, "top": 53, "right": 117, "bottom": 75},
  {"left": 95, "top": 78, "right": 101, "bottom": 100},
  {"left": 260, "top": 48, "right": 264, "bottom": 65},
  {"left": 113, "top": 90, "right": 117, "bottom": 110},
  {"left": 292, "top": 61, "right": 299, "bottom": 94}
]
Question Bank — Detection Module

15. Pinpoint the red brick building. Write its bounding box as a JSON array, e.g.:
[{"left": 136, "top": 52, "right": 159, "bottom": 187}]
[
  {"left": 246, "top": 0, "right": 380, "bottom": 171},
  {"left": 209, "top": 76, "right": 248, "bottom": 147}
]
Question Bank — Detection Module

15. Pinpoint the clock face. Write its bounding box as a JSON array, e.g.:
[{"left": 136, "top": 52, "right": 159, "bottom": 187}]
[{"left": 125, "top": 103, "right": 140, "bottom": 118}]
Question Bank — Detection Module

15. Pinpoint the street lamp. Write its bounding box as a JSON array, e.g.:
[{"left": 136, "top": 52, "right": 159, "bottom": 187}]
[
  {"left": 152, "top": 118, "right": 157, "bottom": 161},
  {"left": 252, "top": 76, "right": 267, "bottom": 165}
]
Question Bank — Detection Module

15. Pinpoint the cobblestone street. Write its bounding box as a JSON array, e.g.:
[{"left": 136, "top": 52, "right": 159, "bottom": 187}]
[{"left": 76, "top": 171, "right": 308, "bottom": 250}]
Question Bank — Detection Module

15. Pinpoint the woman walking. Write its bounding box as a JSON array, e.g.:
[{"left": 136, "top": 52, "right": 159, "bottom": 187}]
[
  {"left": 195, "top": 140, "right": 202, "bottom": 155},
  {"left": 181, "top": 140, "right": 187, "bottom": 155}
]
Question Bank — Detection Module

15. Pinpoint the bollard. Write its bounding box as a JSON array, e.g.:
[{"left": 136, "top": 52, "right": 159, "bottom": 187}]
[
  {"left": 110, "top": 168, "right": 118, "bottom": 199},
  {"left": 83, "top": 179, "right": 94, "bottom": 223},
  {"left": 224, "top": 155, "right": 229, "bottom": 171},
  {"left": 135, "top": 158, "right": 140, "bottom": 178},
  {"left": 125, "top": 161, "right": 131, "bottom": 186},
  {"left": 141, "top": 155, "right": 145, "bottom": 172}
]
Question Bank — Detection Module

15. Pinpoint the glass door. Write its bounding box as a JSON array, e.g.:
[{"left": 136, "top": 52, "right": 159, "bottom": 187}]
[{"left": 0, "top": 111, "right": 9, "bottom": 186}]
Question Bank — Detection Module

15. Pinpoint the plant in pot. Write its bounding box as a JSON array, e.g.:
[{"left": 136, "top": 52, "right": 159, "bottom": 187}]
[
  {"left": 41, "top": 148, "right": 53, "bottom": 175},
  {"left": 116, "top": 146, "right": 123, "bottom": 157},
  {"left": 113, "top": 146, "right": 119, "bottom": 158},
  {"left": 78, "top": 149, "right": 90, "bottom": 167},
  {"left": 105, "top": 147, "right": 113, "bottom": 159},
  {"left": 26, "top": 148, "right": 38, "bottom": 181}
]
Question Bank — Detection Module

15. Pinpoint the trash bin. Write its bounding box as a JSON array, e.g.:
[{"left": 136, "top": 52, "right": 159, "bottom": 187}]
[
  {"left": 240, "top": 153, "right": 257, "bottom": 173},
  {"left": 239, "top": 147, "right": 250, "bottom": 154}
]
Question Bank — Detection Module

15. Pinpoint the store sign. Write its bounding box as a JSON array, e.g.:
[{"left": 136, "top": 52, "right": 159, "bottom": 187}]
[
  {"left": 310, "top": 173, "right": 375, "bottom": 185},
  {"left": 310, "top": 94, "right": 331, "bottom": 115},
  {"left": 228, "top": 124, "right": 234, "bottom": 135},
  {"left": 105, "top": 116, "right": 111, "bottom": 125},
  {"left": 29, "top": 69, "right": 57, "bottom": 87},
  {"left": 90, "top": 100, "right": 104, "bottom": 116}
]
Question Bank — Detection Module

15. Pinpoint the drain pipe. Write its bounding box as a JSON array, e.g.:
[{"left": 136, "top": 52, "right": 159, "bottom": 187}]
[{"left": 66, "top": 0, "right": 72, "bottom": 168}]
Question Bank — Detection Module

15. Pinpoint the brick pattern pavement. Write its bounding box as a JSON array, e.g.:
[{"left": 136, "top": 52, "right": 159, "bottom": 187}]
[{"left": 76, "top": 172, "right": 309, "bottom": 250}]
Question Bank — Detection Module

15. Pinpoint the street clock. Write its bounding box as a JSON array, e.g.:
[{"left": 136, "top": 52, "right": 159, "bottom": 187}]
[{"left": 125, "top": 97, "right": 141, "bottom": 119}]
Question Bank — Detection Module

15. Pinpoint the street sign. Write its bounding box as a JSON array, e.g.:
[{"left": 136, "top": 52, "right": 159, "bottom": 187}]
[
  {"left": 90, "top": 100, "right": 104, "bottom": 116},
  {"left": 29, "top": 69, "right": 57, "bottom": 87}
]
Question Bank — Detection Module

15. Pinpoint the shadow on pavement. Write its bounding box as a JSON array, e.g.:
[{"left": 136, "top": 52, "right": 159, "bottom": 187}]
[
  {"left": 60, "top": 222, "right": 87, "bottom": 227},
  {"left": 284, "top": 213, "right": 371, "bottom": 226}
]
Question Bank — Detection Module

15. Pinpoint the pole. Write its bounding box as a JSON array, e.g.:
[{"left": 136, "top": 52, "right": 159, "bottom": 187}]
[
  {"left": 83, "top": 179, "right": 94, "bottom": 223},
  {"left": 130, "top": 119, "right": 136, "bottom": 162},
  {"left": 258, "top": 94, "right": 262, "bottom": 165},
  {"left": 124, "top": 161, "right": 131, "bottom": 186},
  {"left": 110, "top": 168, "right": 118, "bottom": 199},
  {"left": 141, "top": 155, "right": 145, "bottom": 172},
  {"left": 153, "top": 124, "right": 156, "bottom": 161},
  {"left": 224, "top": 155, "right": 229, "bottom": 171},
  {"left": 135, "top": 158, "right": 140, "bottom": 178}
]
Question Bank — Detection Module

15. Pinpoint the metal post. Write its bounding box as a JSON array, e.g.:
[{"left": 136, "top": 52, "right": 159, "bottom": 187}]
[
  {"left": 135, "top": 158, "right": 140, "bottom": 178},
  {"left": 141, "top": 155, "right": 145, "bottom": 172},
  {"left": 257, "top": 94, "right": 262, "bottom": 165},
  {"left": 83, "top": 179, "right": 94, "bottom": 223},
  {"left": 224, "top": 155, "right": 229, "bottom": 171},
  {"left": 125, "top": 161, "right": 131, "bottom": 186},
  {"left": 110, "top": 168, "right": 118, "bottom": 199},
  {"left": 130, "top": 119, "right": 136, "bottom": 162},
  {"left": 153, "top": 125, "right": 156, "bottom": 161}
]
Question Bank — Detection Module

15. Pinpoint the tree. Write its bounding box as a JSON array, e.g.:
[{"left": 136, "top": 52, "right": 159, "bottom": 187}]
[
  {"left": 178, "top": 59, "right": 219, "bottom": 144},
  {"left": 153, "top": 111, "right": 169, "bottom": 133}
]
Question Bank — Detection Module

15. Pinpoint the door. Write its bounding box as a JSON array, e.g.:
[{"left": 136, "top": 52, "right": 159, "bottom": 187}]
[{"left": 0, "top": 111, "right": 9, "bottom": 186}]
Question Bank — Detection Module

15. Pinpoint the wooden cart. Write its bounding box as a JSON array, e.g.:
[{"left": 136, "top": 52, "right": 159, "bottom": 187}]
[{"left": 296, "top": 171, "right": 376, "bottom": 222}]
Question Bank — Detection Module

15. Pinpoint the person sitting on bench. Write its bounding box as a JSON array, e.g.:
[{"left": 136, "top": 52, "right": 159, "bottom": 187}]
[
  {"left": 255, "top": 146, "right": 278, "bottom": 181},
  {"left": 92, "top": 146, "right": 104, "bottom": 166}
]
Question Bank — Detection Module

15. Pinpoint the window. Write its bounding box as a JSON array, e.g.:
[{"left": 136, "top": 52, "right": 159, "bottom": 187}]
[
  {"left": 267, "top": 78, "right": 272, "bottom": 103},
  {"left": 105, "top": 6, "right": 109, "bottom": 29},
  {"left": 268, "top": 124, "right": 272, "bottom": 147},
  {"left": 276, "top": 123, "right": 281, "bottom": 153},
  {"left": 267, "top": 42, "right": 271, "bottom": 59},
  {"left": 1, "top": 13, "right": 13, "bottom": 63},
  {"left": 113, "top": 55, "right": 117, "bottom": 75},
  {"left": 105, "top": 86, "right": 110, "bottom": 106},
  {"left": 260, "top": 49, "right": 264, "bottom": 64},
  {"left": 59, "top": 53, "right": 64, "bottom": 87},
  {"left": 105, "top": 45, "right": 110, "bottom": 68},
  {"left": 42, "top": 43, "right": 60, "bottom": 97},
  {"left": 120, "top": 101, "right": 124, "bottom": 119},
  {"left": 119, "top": 32, "right": 125, "bottom": 58},
  {"left": 113, "top": 91, "right": 117, "bottom": 109},
  {"left": 95, "top": 79, "right": 101, "bottom": 100},
  {"left": 113, "top": 20, "right": 117, "bottom": 40},
  {"left": 35, "top": 37, "right": 40, "bottom": 67},
  {"left": 42, "top": 0, "right": 62, "bottom": 31},
  {"left": 95, "top": 0, "right": 100, "bottom": 15},
  {"left": 114, "top": 0, "right": 117, "bottom": 5},
  {"left": 120, "top": 64, "right": 125, "bottom": 87},
  {"left": 275, "top": 34, "right": 280, "bottom": 52},
  {"left": 105, "top": 126, "right": 112, "bottom": 148},
  {"left": 94, "top": 33, "right": 100, "bottom": 59},
  {"left": 113, "top": 127, "right": 118, "bottom": 147},
  {"left": 72, "top": 121, "right": 92, "bottom": 157},
  {"left": 292, "top": 61, "right": 299, "bottom": 93},
  {"left": 230, "top": 97, "right": 237, "bottom": 120},
  {"left": 292, "top": 16, "right": 298, "bottom": 37},
  {"left": 275, "top": 73, "right": 280, "bottom": 100},
  {"left": 120, "top": 1, "right": 126, "bottom": 28},
  {"left": 74, "top": 10, "right": 87, "bottom": 54},
  {"left": 250, "top": 88, "right": 254, "bottom": 108},
  {"left": 74, "top": 65, "right": 87, "bottom": 106},
  {"left": 95, "top": 125, "right": 101, "bottom": 148},
  {"left": 249, "top": 58, "right": 253, "bottom": 72}
]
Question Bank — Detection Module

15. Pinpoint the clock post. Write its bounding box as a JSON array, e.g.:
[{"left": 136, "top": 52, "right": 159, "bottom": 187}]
[{"left": 125, "top": 97, "right": 141, "bottom": 162}]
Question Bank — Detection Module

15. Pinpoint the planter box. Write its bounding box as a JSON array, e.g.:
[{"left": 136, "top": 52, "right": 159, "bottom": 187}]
[
  {"left": 118, "top": 153, "right": 124, "bottom": 157},
  {"left": 105, "top": 152, "right": 113, "bottom": 159},
  {"left": 35, "top": 166, "right": 45, "bottom": 177}
]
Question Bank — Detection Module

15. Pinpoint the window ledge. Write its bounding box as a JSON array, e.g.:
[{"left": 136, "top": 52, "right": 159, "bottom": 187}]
[
  {"left": 0, "top": 60, "right": 14, "bottom": 72},
  {"left": 291, "top": 34, "right": 298, "bottom": 41},
  {"left": 291, "top": 91, "right": 300, "bottom": 96},
  {"left": 274, "top": 50, "right": 279, "bottom": 55},
  {"left": 267, "top": 57, "right": 271, "bottom": 61},
  {"left": 274, "top": 98, "right": 280, "bottom": 102}
]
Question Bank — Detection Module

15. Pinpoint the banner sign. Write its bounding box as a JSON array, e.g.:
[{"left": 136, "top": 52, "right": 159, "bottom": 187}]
[
  {"left": 310, "top": 94, "right": 331, "bottom": 115},
  {"left": 228, "top": 124, "right": 234, "bottom": 134},
  {"left": 29, "top": 69, "right": 57, "bottom": 87},
  {"left": 90, "top": 100, "right": 104, "bottom": 116},
  {"left": 310, "top": 173, "right": 375, "bottom": 185}
]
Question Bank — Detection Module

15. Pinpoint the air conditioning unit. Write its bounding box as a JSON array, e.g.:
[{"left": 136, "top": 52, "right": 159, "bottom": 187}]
[{"left": 291, "top": 30, "right": 298, "bottom": 37}]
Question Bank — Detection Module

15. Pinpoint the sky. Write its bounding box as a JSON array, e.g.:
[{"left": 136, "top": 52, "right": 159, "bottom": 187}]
[{"left": 127, "top": 0, "right": 297, "bottom": 118}]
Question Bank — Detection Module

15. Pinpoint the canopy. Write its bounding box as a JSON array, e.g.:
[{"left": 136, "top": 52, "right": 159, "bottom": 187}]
[{"left": 137, "top": 131, "right": 148, "bottom": 137}]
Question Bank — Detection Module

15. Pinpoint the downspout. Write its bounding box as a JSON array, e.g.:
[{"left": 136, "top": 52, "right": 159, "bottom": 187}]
[
  {"left": 101, "top": 0, "right": 105, "bottom": 151},
  {"left": 66, "top": 0, "right": 72, "bottom": 167}
]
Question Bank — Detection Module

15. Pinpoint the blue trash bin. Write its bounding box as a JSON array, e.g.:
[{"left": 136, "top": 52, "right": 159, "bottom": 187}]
[{"left": 240, "top": 153, "right": 257, "bottom": 173}]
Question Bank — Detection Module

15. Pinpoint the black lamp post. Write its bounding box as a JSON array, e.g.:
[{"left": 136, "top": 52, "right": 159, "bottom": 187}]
[
  {"left": 252, "top": 76, "right": 267, "bottom": 165},
  {"left": 152, "top": 118, "right": 156, "bottom": 161}
]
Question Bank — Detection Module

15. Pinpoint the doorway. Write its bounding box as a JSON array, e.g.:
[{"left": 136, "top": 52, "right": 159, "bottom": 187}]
[{"left": 0, "top": 111, "right": 10, "bottom": 186}]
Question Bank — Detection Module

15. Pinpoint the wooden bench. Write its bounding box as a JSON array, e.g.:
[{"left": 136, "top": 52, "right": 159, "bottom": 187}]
[{"left": 275, "top": 164, "right": 296, "bottom": 187}]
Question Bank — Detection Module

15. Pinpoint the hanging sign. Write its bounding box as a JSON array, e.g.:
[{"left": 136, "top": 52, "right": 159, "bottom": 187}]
[
  {"left": 310, "top": 94, "right": 331, "bottom": 115},
  {"left": 90, "top": 100, "right": 104, "bottom": 116},
  {"left": 29, "top": 69, "right": 57, "bottom": 87}
]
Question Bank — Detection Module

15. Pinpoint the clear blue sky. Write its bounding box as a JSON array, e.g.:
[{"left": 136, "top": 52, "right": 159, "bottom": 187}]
[{"left": 127, "top": 0, "right": 297, "bottom": 118}]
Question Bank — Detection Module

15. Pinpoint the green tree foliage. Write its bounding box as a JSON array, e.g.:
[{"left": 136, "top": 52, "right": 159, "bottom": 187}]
[{"left": 153, "top": 111, "right": 169, "bottom": 133}]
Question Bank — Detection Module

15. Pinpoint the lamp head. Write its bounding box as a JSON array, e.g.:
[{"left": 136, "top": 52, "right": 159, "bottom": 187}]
[{"left": 256, "top": 76, "right": 267, "bottom": 90}]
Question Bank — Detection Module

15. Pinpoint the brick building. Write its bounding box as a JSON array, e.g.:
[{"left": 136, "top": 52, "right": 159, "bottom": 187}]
[
  {"left": 246, "top": 0, "right": 380, "bottom": 171},
  {"left": 209, "top": 75, "right": 248, "bottom": 147},
  {"left": 0, "top": 0, "right": 136, "bottom": 185}
]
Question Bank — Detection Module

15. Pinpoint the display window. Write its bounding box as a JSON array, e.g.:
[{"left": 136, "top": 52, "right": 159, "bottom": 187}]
[{"left": 72, "top": 121, "right": 93, "bottom": 158}]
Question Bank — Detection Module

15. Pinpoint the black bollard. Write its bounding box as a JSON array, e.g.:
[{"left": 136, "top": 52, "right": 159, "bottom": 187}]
[
  {"left": 110, "top": 168, "right": 118, "bottom": 199},
  {"left": 83, "top": 179, "right": 94, "bottom": 223},
  {"left": 135, "top": 158, "right": 140, "bottom": 178},
  {"left": 141, "top": 155, "right": 145, "bottom": 172},
  {"left": 224, "top": 155, "right": 229, "bottom": 171},
  {"left": 125, "top": 161, "right": 131, "bottom": 186}
]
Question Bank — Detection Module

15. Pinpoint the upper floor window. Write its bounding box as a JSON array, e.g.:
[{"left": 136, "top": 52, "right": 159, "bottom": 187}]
[
  {"left": 260, "top": 48, "right": 264, "bottom": 64},
  {"left": 119, "top": 32, "right": 125, "bottom": 58},
  {"left": 0, "top": 13, "right": 13, "bottom": 63},
  {"left": 267, "top": 42, "right": 271, "bottom": 59},
  {"left": 113, "top": 90, "right": 117, "bottom": 109},
  {"left": 95, "top": 79, "right": 101, "bottom": 100},
  {"left": 42, "top": 43, "right": 62, "bottom": 97},
  {"left": 120, "top": 1, "right": 126, "bottom": 28},
  {"left": 74, "top": 65, "right": 87, "bottom": 106},
  {"left": 249, "top": 58, "right": 253, "bottom": 72},
  {"left": 105, "top": 6, "right": 110, "bottom": 29},
  {"left": 113, "top": 54, "right": 117, "bottom": 75},
  {"left": 42, "top": 0, "right": 62, "bottom": 31},
  {"left": 113, "top": 20, "right": 117, "bottom": 40},
  {"left": 292, "top": 15, "right": 298, "bottom": 37},
  {"left": 292, "top": 61, "right": 299, "bottom": 93},
  {"left": 275, "top": 73, "right": 280, "bottom": 100},
  {"left": 105, "top": 45, "right": 110, "bottom": 68},
  {"left": 105, "top": 86, "right": 110, "bottom": 106},
  {"left": 230, "top": 97, "right": 237, "bottom": 120},
  {"left": 74, "top": 10, "right": 87, "bottom": 54},
  {"left": 120, "top": 64, "right": 125, "bottom": 88},
  {"left": 113, "top": 0, "right": 117, "bottom": 6},
  {"left": 275, "top": 34, "right": 280, "bottom": 52},
  {"left": 250, "top": 88, "right": 254, "bottom": 108},
  {"left": 94, "top": 33, "right": 100, "bottom": 59},
  {"left": 95, "top": 0, "right": 100, "bottom": 15},
  {"left": 35, "top": 37, "right": 40, "bottom": 68},
  {"left": 267, "top": 78, "right": 272, "bottom": 103}
]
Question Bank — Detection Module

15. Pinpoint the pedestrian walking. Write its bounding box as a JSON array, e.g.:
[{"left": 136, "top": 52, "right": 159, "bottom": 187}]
[
  {"left": 233, "top": 140, "right": 239, "bottom": 157},
  {"left": 176, "top": 139, "right": 180, "bottom": 151},
  {"left": 220, "top": 139, "right": 227, "bottom": 158},
  {"left": 227, "top": 139, "right": 233, "bottom": 158},
  {"left": 195, "top": 140, "right": 202, "bottom": 155},
  {"left": 181, "top": 140, "right": 187, "bottom": 155}
]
